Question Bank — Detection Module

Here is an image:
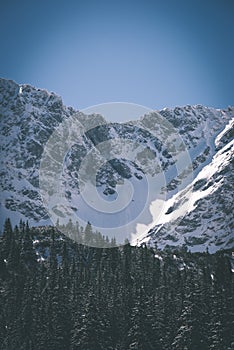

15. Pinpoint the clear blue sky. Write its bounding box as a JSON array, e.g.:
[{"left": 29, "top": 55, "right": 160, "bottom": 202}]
[{"left": 1, "top": 0, "right": 234, "bottom": 112}]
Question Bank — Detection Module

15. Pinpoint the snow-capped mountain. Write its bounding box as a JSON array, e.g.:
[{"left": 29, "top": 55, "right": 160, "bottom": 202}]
[{"left": 0, "top": 78, "right": 233, "bottom": 251}]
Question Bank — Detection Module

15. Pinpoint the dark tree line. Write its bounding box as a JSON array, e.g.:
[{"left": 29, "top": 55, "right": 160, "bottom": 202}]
[{"left": 0, "top": 218, "right": 233, "bottom": 350}]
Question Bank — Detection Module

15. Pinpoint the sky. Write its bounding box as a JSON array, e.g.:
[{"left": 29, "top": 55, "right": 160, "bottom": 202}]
[{"left": 1, "top": 0, "right": 234, "bottom": 112}]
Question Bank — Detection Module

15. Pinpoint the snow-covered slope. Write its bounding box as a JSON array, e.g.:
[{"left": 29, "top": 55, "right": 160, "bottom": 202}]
[
  {"left": 139, "top": 118, "right": 234, "bottom": 252},
  {"left": 0, "top": 78, "right": 233, "bottom": 251}
]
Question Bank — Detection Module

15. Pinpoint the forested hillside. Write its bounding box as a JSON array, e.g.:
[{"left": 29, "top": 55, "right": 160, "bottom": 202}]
[{"left": 0, "top": 219, "right": 233, "bottom": 350}]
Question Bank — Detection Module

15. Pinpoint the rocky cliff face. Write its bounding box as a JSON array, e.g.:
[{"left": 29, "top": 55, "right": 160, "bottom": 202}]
[
  {"left": 0, "top": 78, "right": 76, "bottom": 225},
  {"left": 138, "top": 107, "right": 234, "bottom": 252},
  {"left": 0, "top": 78, "right": 233, "bottom": 251},
  {"left": 140, "top": 123, "right": 234, "bottom": 252}
]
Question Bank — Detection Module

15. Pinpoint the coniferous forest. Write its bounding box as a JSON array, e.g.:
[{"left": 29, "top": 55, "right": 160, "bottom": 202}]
[{"left": 0, "top": 218, "right": 234, "bottom": 350}]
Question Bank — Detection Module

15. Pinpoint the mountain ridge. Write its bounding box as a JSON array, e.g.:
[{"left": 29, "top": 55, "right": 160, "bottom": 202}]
[{"left": 0, "top": 78, "right": 233, "bottom": 252}]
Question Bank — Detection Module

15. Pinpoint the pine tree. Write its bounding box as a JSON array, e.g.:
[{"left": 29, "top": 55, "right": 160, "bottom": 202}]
[
  {"left": 20, "top": 222, "right": 37, "bottom": 269},
  {"left": 2, "top": 218, "right": 13, "bottom": 260},
  {"left": 71, "top": 292, "right": 102, "bottom": 350},
  {"left": 84, "top": 221, "right": 93, "bottom": 246}
]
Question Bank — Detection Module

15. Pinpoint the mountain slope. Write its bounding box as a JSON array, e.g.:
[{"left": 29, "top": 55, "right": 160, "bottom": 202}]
[{"left": 139, "top": 124, "right": 234, "bottom": 252}]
